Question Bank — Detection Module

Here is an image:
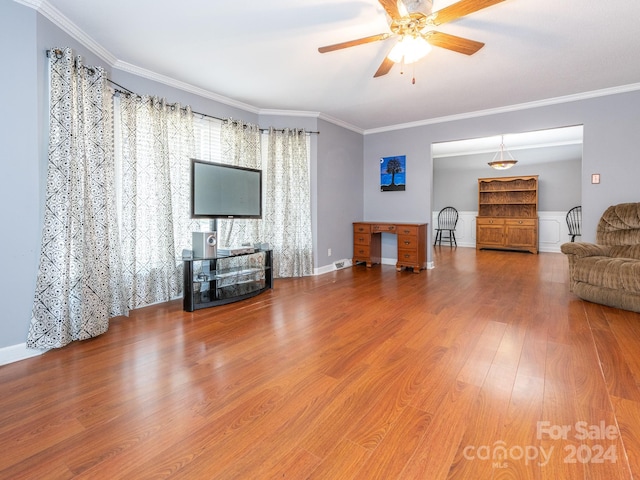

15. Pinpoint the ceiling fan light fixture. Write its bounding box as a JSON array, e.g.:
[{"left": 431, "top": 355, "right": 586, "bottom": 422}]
[
  {"left": 318, "top": 0, "right": 505, "bottom": 79},
  {"left": 488, "top": 135, "right": 518, "bottom": 170},
  {"left": 397, "top": 0, "right": 434, "bottom": 17},
  {"left": 388, "top": 35, "right": 432, "bottom": 64}
]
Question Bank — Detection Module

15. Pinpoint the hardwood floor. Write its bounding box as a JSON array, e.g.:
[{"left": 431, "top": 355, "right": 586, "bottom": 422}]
[{"left": 2, "top": 247, "right": 640, "bottom": 479}]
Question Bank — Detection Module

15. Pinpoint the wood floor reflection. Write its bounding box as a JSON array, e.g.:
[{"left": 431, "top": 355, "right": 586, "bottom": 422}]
[{"left": 2, "top": 247, "right": 640, "bottom": 479}]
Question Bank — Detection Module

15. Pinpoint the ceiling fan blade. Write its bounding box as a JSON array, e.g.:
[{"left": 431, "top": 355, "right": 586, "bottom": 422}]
[
  {"left": 318, "top": 33, "right": 391, "bottom": 53},
  {"left": 425, "top": 31, "right": 484, "bottom": 55},
  {"left": 378, "top": 0, "right": 402, "bottom": 20},
  {"left": 374, "top": 57, "right": 395, "bottom": 77},
  {"left": 430, "top": 0, "right": 505, "bottom": 25}
]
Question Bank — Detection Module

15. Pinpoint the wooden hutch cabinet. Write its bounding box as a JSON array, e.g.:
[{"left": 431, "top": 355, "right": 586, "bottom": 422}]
[{"left": 476, "top": 175, "right": 539, "bottom": 254}]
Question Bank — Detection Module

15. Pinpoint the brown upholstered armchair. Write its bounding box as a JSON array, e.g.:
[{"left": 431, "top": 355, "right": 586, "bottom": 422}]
[{"left": 561, "top": 203, "right": 640, "bottom": 313}]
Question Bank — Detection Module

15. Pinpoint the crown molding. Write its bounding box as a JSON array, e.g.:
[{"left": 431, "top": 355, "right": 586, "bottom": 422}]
[
  {"left": 20, "top": 0, "right": 640, "bottom": 137},
  {"left": 18, "top": 0, "right": 116, "bottom": 65},
  {"left": 112, "top": 60, "right": 261, "bottom": 114},
  {"left": 13, "top": 0, "right": 42, "bottom": 8},
  {"left": 259, "top": 109, "right": 320, "bottom": 119},
  {"left": 364, "top": 82, "right": 640, "bottom": 135},
  {"left": 15, "top": 0, "right": 363, "bottom": 133},
  {"left": 258, "top": 110, "right": 364, "bottom": 134},
  {"left": 317, "top": 113, "right": 364, "bottom": 134}
]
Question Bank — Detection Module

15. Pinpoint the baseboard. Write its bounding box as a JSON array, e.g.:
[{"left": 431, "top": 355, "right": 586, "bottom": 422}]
[
  {"left": 381, "top": 257, "right": 396, "bottom": 266},
  {"left": 314, "top": 264, "right": 335, "bottom": 275},
  {"left": 314, "top": 258, "right": 353, "bottom": 276},
  {"left": 0, "top": 343, "right": 45, "bottom": 366}
]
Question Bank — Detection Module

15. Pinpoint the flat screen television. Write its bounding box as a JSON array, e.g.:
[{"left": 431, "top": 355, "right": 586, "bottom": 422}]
[{"left": 191, "top": 159, "right": 262, "bottom": 219}]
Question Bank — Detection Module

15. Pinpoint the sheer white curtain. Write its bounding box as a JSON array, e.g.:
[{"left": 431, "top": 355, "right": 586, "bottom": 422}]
[
  {"left": 212, "top": 121, "right": 313, "bottom": 277},
  {"left": 118, "top": 95, "right": 197, "bottom": 308},
  {"left": 264, "top": 128, "right": 313, "bottom": 277},
  {"left": 28, "top": 49, "right": 312, "bottom": 351},
  {"left": 28, "top": 48, "right": 127, "bottom": 349}
]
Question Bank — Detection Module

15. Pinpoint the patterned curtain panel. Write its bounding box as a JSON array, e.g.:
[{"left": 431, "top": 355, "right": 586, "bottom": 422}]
[
  {"left": 27, "top": 48, "right": 127, "bottom": 349},
  {"left": 217, "top": 122, "right": 313, "bottom": 277},
  {"left": 217, "top": 120, "right": 262, "bottom": 247},
  {"left": 264, "top": 128, "right": 313, "bottom": 277},
  {"left": 118, "top": 95, "right": 197, "bottom": 308}
]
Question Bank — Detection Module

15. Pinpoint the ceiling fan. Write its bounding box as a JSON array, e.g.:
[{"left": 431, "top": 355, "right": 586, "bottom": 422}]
[{"left": 318, "top": 0, "right": 506, "bottom": 78}]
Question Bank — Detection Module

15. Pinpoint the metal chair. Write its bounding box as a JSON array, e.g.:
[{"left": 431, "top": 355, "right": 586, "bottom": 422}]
[
  {"left": 434, "top": 207, "right": 459, "bottom": 246},
  {"left": 566, "top": 206, "right": 582, "bottom": 242}
]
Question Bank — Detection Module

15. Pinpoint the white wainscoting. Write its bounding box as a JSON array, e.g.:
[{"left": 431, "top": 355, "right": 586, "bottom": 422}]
[{"left": 432, "top": 211, "right": 572, "bottom": 253}]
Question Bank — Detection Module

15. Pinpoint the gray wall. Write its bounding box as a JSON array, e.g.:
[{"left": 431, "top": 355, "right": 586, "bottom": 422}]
[
  {"left": 316, "top": 119, "right": 364, "bottom": 265},
  {"left": 362, "top": 127, "right": 432, "bottom": 260},
  {"left": 3, "top": 1, "right": 640, "bottom": 354},
  {"left": 433, "top": 144, "right": 582, "bottom": 211},
  {"left": 0, "top": 2, "right": 121, "bottom": 351},
  {"left": 0, "top": 2, "right": 364, "bottom": 352},
  {"left": 364, "top": 97, "right": 640, "bottom": 264},
  {"left": 1, "top": 2, "right": 40, "bottom": 348}
]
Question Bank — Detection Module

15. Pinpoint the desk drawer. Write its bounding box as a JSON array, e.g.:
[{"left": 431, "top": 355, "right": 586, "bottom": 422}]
[
  {"left": 353, "top": 245, "right": 370, "bottom": 258},
  {"left": 397, "top": 249, "right": 418, "bottom": 263},
  {"left": 398, "top": 235, "right": 418, "bottom": 250},
  {"left": 353, "top": 232, "right": 371, "bottom": 245},
  {"left": 372, "top": 224, "right": 396, "bottom": 233},
  {"left": 353, "top": 223, "right": 371, "bottom": 233},
  {"left": 396, "top": 225, "right": 419, "bottom": 236}
]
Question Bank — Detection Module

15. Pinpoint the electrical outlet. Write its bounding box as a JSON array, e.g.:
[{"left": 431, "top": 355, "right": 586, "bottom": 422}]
[{"left": 328, "top": 248, "right": 332, "bottom": 257}]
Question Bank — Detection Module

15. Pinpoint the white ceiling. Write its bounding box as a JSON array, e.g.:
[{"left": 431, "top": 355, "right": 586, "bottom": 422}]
[
  {"left": 29, "top": 0, "right": 640, "bottom": 132},
  {"left": 432, "top": 124, "right": 583, "bottom": 158}
]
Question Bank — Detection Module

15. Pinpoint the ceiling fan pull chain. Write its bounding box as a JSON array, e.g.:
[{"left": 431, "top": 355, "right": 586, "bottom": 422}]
[{"left": 412, "top": 64, "right": 416, "bottom": 84}]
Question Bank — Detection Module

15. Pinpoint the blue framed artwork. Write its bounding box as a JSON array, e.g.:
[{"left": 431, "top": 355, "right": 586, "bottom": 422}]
[{"left": 380, "top": 155, "right": 406, "bottom": 192}]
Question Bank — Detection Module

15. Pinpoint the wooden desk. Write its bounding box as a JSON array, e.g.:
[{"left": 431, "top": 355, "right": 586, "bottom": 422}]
[{"left": 353, "top": 222, "right": 428, "bottom": 273}]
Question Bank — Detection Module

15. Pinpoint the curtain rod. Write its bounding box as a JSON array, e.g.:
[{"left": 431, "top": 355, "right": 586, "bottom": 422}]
[
  {"left": 112, "top": 81, "right": 320, "bottom": 135},
  {"left": 46, "top": 49, "right": 319, "bottom": 135},
  {"left": 111, "top": 83, "right": 319, "bottom": 135}
]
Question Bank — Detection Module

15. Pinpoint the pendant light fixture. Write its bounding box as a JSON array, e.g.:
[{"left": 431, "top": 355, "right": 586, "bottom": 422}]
[{"left": 488, "top": 135, "right": 518, "bottom": 170}]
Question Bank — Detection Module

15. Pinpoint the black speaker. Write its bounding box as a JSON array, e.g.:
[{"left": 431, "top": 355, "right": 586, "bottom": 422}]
[{"left": 192, "top": 231, "right": 217, "bottom": 258}]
